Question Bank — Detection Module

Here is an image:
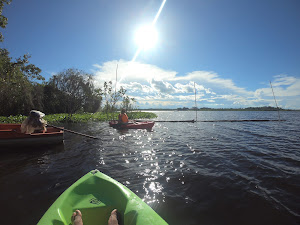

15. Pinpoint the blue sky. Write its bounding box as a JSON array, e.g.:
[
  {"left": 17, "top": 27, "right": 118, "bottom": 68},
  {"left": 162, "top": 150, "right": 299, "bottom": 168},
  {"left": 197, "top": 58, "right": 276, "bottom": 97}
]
[{"left": 1, "top": 0, "right": 300, "bottom": 109}]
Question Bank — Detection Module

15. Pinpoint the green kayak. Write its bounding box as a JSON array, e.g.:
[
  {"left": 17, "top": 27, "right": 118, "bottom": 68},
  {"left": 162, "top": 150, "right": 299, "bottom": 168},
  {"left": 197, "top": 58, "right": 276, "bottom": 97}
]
[{"left": 37, "top": 170, "right": 168, "bottom": 225}]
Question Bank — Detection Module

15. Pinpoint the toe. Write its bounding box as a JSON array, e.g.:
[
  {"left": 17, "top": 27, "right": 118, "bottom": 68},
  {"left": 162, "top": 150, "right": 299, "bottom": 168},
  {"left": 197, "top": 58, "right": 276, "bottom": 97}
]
[
  {"left": 71, "top": 210, "right": 82, "bottom": 224},
  {"left": 71, "top": 212, "right": 76, "bottom": 222},
  {"left": 75, "top": 210, "right": 82, "bottom": 217}
]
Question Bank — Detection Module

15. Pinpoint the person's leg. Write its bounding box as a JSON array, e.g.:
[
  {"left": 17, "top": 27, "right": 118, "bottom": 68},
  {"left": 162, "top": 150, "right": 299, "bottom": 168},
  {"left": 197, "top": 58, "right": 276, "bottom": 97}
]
[
  {"left": 71, "top": 210, "right": 83, "bottom": 225},
  {"left": 108, "top": 209, "right": 119, "bottom": 225}
]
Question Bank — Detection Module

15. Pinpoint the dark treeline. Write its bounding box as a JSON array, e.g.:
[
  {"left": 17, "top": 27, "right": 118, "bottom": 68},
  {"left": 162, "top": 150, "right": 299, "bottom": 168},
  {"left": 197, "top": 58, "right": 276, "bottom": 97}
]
[
  {"left": 0, "top": 50, "right": 134, "bottom": 116},
  {"left": 142, "top": 106, "right": 291, "bottom": 111},
  {"left": 0, "top": 0, "right": 136, "bottom": 116},
  {"left": 0, "top": 49, "right": 97, "bottom": 116},
  {"left": 44, "top": 69, "right": 102, "bottom": 115},
  {"left": 0, "top": 38, "right": 102, "bottom": 116}
]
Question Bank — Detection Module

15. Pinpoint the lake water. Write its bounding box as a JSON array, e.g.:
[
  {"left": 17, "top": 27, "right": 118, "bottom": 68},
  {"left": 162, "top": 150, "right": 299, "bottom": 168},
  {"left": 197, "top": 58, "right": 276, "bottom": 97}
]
[{"left": 0, "top": 111, "right": 299, "bottom": 225}]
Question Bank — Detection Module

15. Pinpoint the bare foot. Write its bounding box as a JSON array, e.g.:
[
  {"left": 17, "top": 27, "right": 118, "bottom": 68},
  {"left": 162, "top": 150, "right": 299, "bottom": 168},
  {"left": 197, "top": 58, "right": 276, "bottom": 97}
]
[
  {"left": 108, "top": 209, "right": 119, "bottom": 225},
  {"left": 71, "top": 210, "right": 83, "bottom": 225}
]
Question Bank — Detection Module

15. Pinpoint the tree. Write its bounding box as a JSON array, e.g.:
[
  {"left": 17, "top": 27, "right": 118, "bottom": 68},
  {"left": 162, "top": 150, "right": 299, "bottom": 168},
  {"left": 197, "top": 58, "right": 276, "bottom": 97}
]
[
  {"left": 121, "top": 96, "right": 136, "bottom": 112},
  {"left": 102, "top": 81, "right": 138, "bottom": 119},
  {"left": 42, "top": 84, "right": 69, "bottom": 114},
  {"left": 47, "top": 68, "right": 102, "bottom": 114},
  {"left": 102, "top": 81, "right": 127, "bottom": 118},
  {"left": 0, "top": 0, "right": 11, "bottom": 42},
  {"left": 0, "top": 0, "right": 45, "bottom": 116},
  {"left": 0, "top": 49, "right": 44, "bottom": 116}
]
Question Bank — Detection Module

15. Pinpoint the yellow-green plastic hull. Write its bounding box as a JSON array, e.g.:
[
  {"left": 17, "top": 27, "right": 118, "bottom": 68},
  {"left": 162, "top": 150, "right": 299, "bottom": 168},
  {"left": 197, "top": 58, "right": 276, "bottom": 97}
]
[{"left": 37, "top": 170, "right": 168, "bottom": 225}]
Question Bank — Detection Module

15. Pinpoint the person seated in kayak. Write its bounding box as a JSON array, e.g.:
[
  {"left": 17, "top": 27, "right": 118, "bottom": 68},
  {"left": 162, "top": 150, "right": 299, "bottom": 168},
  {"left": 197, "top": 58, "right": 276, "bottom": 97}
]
[
  {"left": 21, "top": 110, "right": 47, "bottom": 134},
  {"left": 71, "top": 209, "right": 119, "bottom": 225},
  {"left": 118, "top": 108, "right": 129, "bottom": 124}
]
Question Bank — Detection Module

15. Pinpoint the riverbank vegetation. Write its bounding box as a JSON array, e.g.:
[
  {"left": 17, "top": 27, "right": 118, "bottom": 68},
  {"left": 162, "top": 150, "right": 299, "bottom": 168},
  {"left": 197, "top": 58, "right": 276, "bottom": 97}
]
[
  {"left": 0, "top": 111, "right": 157, "bottom": 124},
  {"left": 0, "top": 44, "right": 140, "bottom": 118},
  {"left": 0, "top": 51, "right": 143, "bottom": 119}
]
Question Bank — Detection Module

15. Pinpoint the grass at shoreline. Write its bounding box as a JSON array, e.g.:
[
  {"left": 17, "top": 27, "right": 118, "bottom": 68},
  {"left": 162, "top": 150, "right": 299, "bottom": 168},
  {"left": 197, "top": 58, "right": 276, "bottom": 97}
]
[{"left": 0, "top": 112, "right": 157, "bottom": 124}]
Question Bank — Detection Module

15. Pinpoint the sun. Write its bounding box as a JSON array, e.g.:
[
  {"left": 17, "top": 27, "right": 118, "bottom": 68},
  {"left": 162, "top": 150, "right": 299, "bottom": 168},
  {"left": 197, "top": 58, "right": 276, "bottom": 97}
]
[{"left": 134, "top": 25, "right": 158, "bottom": 50}]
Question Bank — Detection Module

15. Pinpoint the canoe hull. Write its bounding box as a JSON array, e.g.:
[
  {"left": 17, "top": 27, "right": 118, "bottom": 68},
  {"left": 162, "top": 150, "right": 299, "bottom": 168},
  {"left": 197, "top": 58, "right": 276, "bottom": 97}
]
[
  {"left": 0, "top": 124, "right": 63, "bottom": 148},
  {"left": 109, "top": 120, "right": 155, "bottom": 130},
  {"left": 37, "top": 170, "right": 167, "bottom": 225}
]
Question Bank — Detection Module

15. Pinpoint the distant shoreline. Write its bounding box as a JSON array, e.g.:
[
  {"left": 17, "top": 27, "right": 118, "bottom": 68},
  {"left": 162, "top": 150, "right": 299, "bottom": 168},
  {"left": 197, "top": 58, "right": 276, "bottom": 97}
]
[{"left": 139, "top": 107, "right": 299, "bottom": 111}]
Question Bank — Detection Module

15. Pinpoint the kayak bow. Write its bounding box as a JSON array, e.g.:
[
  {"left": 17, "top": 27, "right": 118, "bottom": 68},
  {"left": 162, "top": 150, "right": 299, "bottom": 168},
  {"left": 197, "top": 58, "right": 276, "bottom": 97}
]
[{"left": 37, "top": 170, "right": 167, "bottom": 225}]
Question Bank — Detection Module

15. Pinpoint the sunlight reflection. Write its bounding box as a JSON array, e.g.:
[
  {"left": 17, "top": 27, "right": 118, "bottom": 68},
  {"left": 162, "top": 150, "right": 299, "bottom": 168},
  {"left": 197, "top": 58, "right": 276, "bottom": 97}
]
[
  {"left": 142, "top": 179, "right": 164, "bottom": 203},
  {"left": 99, "top": 157, "right": 105, "bottom": 165}
]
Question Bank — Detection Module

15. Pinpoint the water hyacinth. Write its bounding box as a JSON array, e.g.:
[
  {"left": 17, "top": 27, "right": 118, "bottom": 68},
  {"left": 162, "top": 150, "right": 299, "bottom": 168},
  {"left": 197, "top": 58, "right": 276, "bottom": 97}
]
[
  {"left": 0, "top": 112, "right": 157, "bottom": 123},
  {"left": 0, "top": 115, "right": 27, "bottom": 123}
]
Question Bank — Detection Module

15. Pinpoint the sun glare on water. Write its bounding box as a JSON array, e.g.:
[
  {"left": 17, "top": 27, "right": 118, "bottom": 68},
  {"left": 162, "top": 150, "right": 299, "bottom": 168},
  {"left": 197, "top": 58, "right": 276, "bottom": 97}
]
[{"left": 134, "top": 25, "right": 158, "bottom": 50}]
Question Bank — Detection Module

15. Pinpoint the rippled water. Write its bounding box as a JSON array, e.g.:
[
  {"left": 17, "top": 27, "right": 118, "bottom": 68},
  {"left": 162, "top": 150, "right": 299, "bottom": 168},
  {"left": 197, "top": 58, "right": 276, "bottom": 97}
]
[{"left": 0, "top": 111, "right": 299, "bottom": 225}]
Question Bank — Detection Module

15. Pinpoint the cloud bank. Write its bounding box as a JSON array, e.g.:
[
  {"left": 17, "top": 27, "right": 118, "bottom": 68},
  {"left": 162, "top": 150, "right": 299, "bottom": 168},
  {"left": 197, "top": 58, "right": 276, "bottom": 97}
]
[{"left": 92, "top": 60, "right": 300, "bottom": 109}]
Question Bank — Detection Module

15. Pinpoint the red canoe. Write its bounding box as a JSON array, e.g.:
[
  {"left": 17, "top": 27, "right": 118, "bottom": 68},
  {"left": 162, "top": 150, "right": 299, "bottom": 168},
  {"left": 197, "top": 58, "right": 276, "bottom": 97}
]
[
  {"left": 0, "top": 124, "right": 64, "bottom": 148},
  {"left": 109, "top": 120, "right": 155, "bottom": 130}
]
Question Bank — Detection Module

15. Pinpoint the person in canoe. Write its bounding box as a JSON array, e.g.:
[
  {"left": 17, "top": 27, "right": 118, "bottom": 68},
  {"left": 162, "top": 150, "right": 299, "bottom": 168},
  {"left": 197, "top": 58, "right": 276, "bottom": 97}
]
[
  {"left": 21, "top": 110, "right": 47, "bottom": 134},
  {"left": 118, "top": 108, "right": 129, "bottom": 124},
  {"left": 71, "top": 209, "right": 119, "bottom": 225}
]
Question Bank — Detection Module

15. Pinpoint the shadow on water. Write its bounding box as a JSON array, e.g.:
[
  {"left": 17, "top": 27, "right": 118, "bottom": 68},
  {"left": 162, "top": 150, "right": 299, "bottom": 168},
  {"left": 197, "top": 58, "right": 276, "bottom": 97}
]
[
  {"left": 0, "top": 143, "right": 65, "bottom": 176},
  {"left": 0, "top": 143, "right": 67, "bottom": 225}
]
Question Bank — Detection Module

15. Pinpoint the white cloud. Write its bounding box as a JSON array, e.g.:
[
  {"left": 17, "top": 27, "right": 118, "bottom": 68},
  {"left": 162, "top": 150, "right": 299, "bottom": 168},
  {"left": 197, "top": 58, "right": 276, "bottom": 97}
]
[
  {"left": 175, "top": 71, "right": 253, "bottom": 95},
  {"left": 174, "top": 82, "right": 212, "bottom": 94},
  {"left": 150, "top": 79, "right": 176, "bottom": 94},
  {"left": 272, "top": 74, "right": 297, "bottom": 87},
  {"left": 123, "top": 82, "right": 153, "bottom": 93},
  {"left": 255, "top": 75, "right": 300, "bottom": 97},
  {"left": 174, "top": 82, "right": 194, "bottom": 93},
  {"left": 93, "top": 60, "right": 177, "bottom": 86},
  {"left": 92, "top": 60, "right": 300, "bottom": 109}
]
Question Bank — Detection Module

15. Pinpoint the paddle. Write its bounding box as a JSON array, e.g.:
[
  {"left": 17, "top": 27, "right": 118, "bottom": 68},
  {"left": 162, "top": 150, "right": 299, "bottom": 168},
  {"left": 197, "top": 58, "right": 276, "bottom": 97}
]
[
  {"left": 134, "top": 120, "right": 195, "bottom": 123},
  {"left": 47, "top": 124, "right": 99, "bottom": 139}
]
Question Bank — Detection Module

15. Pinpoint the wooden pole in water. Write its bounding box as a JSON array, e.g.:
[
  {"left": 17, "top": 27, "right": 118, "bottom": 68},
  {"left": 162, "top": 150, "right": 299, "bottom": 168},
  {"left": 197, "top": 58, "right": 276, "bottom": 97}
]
[
  {"left": 269, "top": 81, "right": 281, "bottom": 121},
  {"left": 113, "top": 64, "right": 118, "bottom": 121},
  {"left": 47, "top": 125, "right": 99, "bottom": 139},
  {"left": 194, "top": 82, "right": 198, "bottom": 122},
  {"left": 115, "top": 64, "right": 118, "bottom": 94}
]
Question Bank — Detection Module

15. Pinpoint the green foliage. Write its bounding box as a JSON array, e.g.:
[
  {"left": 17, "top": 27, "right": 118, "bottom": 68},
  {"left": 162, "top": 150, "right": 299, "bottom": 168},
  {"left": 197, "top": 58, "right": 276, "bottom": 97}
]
[
  {"left": 0, "top": 56, "right": 133, "bottom": 116},
  {"left": 0, "top": 49, "right": 44, "bottom": 116},
  {"left": 0, "top": 0, "right": 11, "bottom": 42},
  {"left": 44, "top": 113, "right": 109, "bottom": 123},
  {"left": 47, "top": 69, "right": 102, "bottom": 114},
  {"left": 127, "top": 112, "right": 157, "bottom": 119},
  {"left": 0, "top": 114, "right": 26, "bottom": 123},
  {"left": 0, "top": 1, "right": 47, "bottom": 116},
  {"left": 43, "top": 84, "right": 68, "bottom": 114},
  {"left": 102, "top": 81, "right": 138, "bottom": 121},
  {"left": 102, "top": 81, "right": 126, "bottom": 115},
  {"left": 0, "top": 112, "right": 157, "bottom": 123},
  {"left": 121, "top": 96, "right": 137, "bottom": 112}
]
